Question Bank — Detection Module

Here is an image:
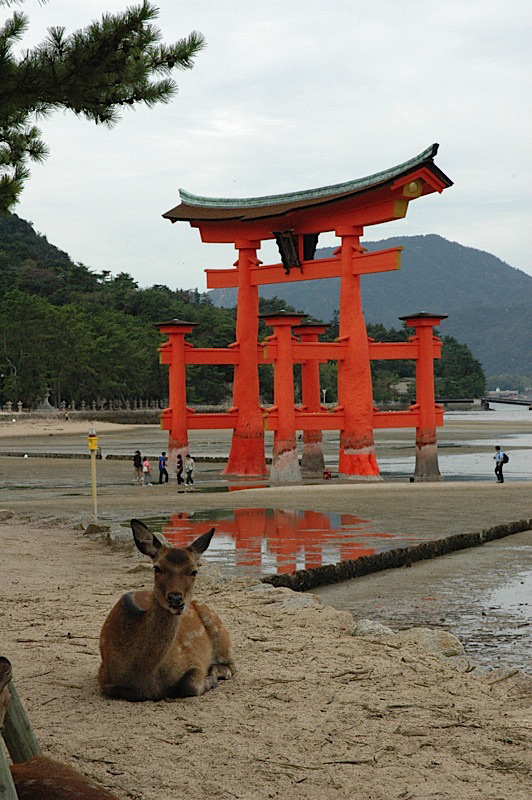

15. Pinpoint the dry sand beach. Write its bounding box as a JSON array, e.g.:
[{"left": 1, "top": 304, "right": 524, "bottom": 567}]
[
  {"left": 0, "top": 414, "right": 531, "bottom": 799},
  {"left": 0, "top": 517, "right": 531, "bottom": 800}
]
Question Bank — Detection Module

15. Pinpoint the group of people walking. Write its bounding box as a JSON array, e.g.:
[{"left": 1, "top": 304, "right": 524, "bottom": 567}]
[
  {"left": 133, "top": 444, "right": 509, "bottom": 486},
  {"left": 133, "top": 450, "right": 195, "bottom": 487}
]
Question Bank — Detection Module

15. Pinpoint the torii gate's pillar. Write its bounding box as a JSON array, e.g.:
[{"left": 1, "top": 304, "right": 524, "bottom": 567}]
[
  {"left": 262, "top": 313, "right": 304, "bottom": 483},
  {"left": 158, "top": 319, "right": 198, "bottom": 470},
  {"left": 336, "top": 227, "right": 381, "bottom": 479},
  {"left": 401, "top": 313, "right": 446, "bottom": 481},
  {"left": 298, "top": 324, "right": 327, "bottom": 474},
  {"left": 223, "top": 240, "right": 268, "bottom": 477}
]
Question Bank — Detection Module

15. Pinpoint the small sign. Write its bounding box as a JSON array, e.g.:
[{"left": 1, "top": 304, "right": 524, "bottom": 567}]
[{"left": 88, "top": 434, "right": 99, "bottom": 451}]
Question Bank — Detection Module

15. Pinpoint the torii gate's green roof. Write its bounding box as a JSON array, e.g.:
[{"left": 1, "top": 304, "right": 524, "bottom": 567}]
[{"left": 163, "top": 144, "right": 452, "bottom": 223}]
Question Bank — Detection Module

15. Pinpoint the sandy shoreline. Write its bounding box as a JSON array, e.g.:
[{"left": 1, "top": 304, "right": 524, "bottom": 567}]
[
  {"left": 1, "top": 516, "right": 531, "bottom": 800},
  {"left": 0, "top": 417, "right": 141, "bottom": 439},
  {"left": 1, "top": 415, "right": 531, "bottom": 797},
  {"left": 1, "top": 413, "right": 531, "bottom": 439}
]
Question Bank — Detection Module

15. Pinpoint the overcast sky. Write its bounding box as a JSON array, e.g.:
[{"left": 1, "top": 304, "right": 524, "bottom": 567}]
[{"left": 10, "top": 0, "right": 532, "bottom": 288}]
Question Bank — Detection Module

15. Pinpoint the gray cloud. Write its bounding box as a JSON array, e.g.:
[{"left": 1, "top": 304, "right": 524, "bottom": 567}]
[{"left": 13, "top": 0, "right": 532, "bottom": 287}]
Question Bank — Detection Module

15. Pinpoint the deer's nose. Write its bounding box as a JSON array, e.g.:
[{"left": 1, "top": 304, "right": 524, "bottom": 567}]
[{"left": 167, "top": 592, "right": 184, "bottom": 610}]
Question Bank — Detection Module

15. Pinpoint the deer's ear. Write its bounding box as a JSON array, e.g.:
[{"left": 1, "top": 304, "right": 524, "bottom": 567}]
[
  {"left": 131, "top": 519, "right": 162, "bottom": 559},
  {"left": 189, "top": 527, "right": 215, "bottom": 556}
]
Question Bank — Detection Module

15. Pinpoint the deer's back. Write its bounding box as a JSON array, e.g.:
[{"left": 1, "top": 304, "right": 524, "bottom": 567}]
[
  {"left": 11, "top": 755, "right": 119, "bottom": 799},
  {"left": 99, "top": 590, "right": 152, "bottom": 656},
  {"left": 98, "top": 590, "right": 156, "bottom": 692}
]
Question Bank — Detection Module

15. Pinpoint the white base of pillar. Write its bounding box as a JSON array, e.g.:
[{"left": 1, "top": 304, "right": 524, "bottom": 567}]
[
  {"left": 168, "top": 444, "right": 189, "bottom": 475},
  {"left": 413, "top": 443, "right": 442, "bottom": 481},
  {"left": 270, "top": 447, "right": 302, "bottom": 483},
  {"left": 301, "top": 441, "right": 325, "bottom": 475}
]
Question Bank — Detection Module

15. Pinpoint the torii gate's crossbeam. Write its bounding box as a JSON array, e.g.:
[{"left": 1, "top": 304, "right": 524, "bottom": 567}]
[{"left": 205, "top": 247, "right": 401, "bottom": 289}]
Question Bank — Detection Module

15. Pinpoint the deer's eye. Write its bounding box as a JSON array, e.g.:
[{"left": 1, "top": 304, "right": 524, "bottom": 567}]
[
  {"left": 190, "top": 570, "right": 198, "bottom": 577},
  {"left": 154, "top": 565, "right": 162, "bottom": 574}
]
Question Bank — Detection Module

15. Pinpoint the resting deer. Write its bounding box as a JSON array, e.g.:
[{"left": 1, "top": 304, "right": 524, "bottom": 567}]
[
  {"left": 0, "top": 657, "right": 119, "bottom": 800},
  {"left": 98, "top": 519, "right": 235, "bottom": 701}
]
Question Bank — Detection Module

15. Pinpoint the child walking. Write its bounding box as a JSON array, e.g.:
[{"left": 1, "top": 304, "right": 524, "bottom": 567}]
[{"left": 142, "top": 456, "right": 152, "bottom": 485}]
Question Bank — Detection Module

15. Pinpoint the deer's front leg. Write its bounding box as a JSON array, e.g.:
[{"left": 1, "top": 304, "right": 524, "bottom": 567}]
[{"left": 173, "top": 668, "right": 218, "bottom": 697}]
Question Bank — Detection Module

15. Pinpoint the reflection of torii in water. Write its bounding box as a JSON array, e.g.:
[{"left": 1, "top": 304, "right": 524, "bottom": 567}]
[{"left": 163, "top": 508, "right": 393, "bottom": 575}]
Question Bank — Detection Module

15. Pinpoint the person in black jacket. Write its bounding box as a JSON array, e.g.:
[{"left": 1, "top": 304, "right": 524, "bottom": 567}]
[
  {"left": 132, "top": 450, "right": 142, "bottom": 484},
  {"left": 176, "top": 453, "right": 185, "bottom": 487}
]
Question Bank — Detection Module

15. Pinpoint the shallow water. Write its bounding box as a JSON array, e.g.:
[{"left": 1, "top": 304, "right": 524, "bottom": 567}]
[
  {"left": 376, "top": 445, "right": 532, "bottom": 482},
  {"left": 132, "top": 508, "right": 424, "bottom": 578},
  {"left": 447, "top": 404, "right": 532, "bottom": 422},
  {"left": 317, "top": 532, "right": 532, "bottom": 672}
]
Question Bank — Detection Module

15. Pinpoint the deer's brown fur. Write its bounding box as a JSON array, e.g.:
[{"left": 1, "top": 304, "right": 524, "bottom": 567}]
[
  {"left": 98, "top": 520, "right": 234, "bottom": 701},
  {"left": 10, "top": 758, "right": 120, "bottom": 800},
  {"left": 0, "top": 657, "right": 119, "bottom": 799},
  {"left": 0, "top": 655, "right": 12, "bottom": 726}
]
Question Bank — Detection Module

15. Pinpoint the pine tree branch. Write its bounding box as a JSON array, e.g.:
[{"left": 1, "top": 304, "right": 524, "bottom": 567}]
[{"left": 0, "top": 1, "right": 205, "bottom": 211}]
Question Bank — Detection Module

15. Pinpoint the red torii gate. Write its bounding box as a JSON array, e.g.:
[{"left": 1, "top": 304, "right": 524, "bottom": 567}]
[
  {"left": 158, "top": 311, "right": 446, "bottom": 481},
  {"left": 161, "top": 144, "right": 453, "bottom": 481}
]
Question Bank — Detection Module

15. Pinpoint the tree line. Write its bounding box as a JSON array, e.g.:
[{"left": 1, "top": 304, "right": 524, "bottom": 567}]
[
  {"left": 318, "top": 315, "right": 486, "bottom": 404},
  {"left": 0, "top": 215, "right": 486, "bottom": 408},
  {"left": 0, "top": 289, "right": 486, "bottom": 409}
]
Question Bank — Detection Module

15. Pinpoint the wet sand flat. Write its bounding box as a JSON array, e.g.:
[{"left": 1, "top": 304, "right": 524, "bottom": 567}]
[
  {"left": 1, "top": 412, "right": 531, "bottom": 460},
  {"left": 1, "top": 453, "right": 531, "bottom": 539},
  {"left": 317, "top": 530, "right": 532, "bottom": 672}
]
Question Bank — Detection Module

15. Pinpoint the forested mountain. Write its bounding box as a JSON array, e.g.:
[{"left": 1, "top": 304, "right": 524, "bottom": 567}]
[
  {"left": 0, "top": 215, "right": 237, "bottom": 405},
  {"left": 210, "top": 235, "right": 532, "bottom": 375},
  {"left": 0, "top": 214, "right": 486, "bottom": 406}
]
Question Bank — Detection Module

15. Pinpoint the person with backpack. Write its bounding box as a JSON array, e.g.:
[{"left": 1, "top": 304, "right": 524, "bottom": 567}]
[
  {"left": 493, "top": 445, "right": 508, "bottom": 483},
  {"left": 158, "top": 451, "right": 169, "bottom": 484}
]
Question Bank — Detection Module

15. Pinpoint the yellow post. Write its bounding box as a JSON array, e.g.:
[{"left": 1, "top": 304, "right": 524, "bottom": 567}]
[{"left": 87, "top": 428, "right": 99, "bottom": 522}]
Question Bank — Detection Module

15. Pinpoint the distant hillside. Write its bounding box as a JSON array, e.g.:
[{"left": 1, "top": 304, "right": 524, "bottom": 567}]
[
  {"left": 0, "top": 212, "right": 110, "bottom": 306},
  {"left": 210, "top": 235, "right": 532, "bottom": 375},
  {"left": 0, "top": 213, "right": 72, "bottom": 269},
  {"left": 1, "top": 215, "right": 529, "bottom": 377}
]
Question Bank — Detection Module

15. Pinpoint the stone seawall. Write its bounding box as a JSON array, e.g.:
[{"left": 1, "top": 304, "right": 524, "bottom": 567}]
[{"left": 263, "top": 518, "right": 532, "bottom": 591}]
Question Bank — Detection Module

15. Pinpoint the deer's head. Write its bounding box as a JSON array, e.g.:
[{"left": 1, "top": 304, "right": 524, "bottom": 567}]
[{"left": 131, "top": 519, "right": 214, "bottom": 615}]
